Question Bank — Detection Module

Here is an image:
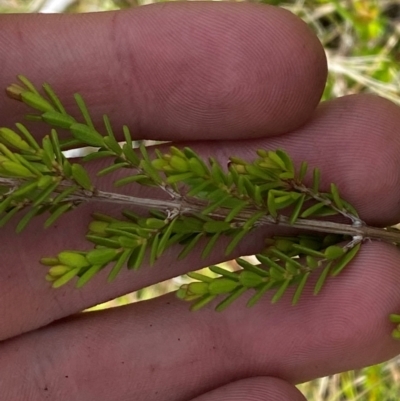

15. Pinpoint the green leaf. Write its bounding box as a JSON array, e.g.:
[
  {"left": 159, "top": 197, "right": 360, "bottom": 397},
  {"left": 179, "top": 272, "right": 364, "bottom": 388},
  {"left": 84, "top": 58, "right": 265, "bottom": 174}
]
[
  {"left": 139, "top": 142, "right": 151, "bottom": 164},
  {"left": 331, "top": 243, "right": 361, "bottom": 276},
  {"left": 308, "top": 205, "right": 338, "bottom": 217},
  {"left": 291, "top": 244, "right": 325, "bottom": 258},
  {"left": 127, "top": 241, "right": 147, "bottom": 270},
  {"left": 236, "top": 258, "right": 269, "bottom": 277},
  {"left": 392, "top": 329, "right": 400, "bottom": 340},
  {"left": 166, "top": 172, "right": 194, "bottom": 184},
  {"left": 62, "top": 159, "right": 72, "bottom": 178},
  {"left": 114, "top": 174, "right": 152, "bottom": 187},
  {"left": 103, "top": 135, "right": 122, "bottom": 156},
  {"left": 324, "top": 245, "right": 345, "bottom": 260},
  {"left": 169, "top": 155, "right": 189, "bottom": 172},
  {"left": 203, "top": 221, "right": 231, "bottom": 233},
  {"left": 42, "top": 82, "right": 67, "bottom": 115},
  {"left": 178, "top": 233, "right": 203, "bottom": 260},
  {"left": 242, "top": 211, "right": 265, "bottom": 230},
  {"left": 269, "top": 266, "right": 286, "bottom": 281},
  {"left": 44, "top": 202, "right": 73, "bottom": 228},
  {"left": 208, "top": 265, "right": 239, "bottom": 280},
  {"left": 330, "top": 183, "right": 344, "bottom": 210},
  {"left": 11, "top": 180, "right": 38, "bottom": 198},
  {"left": 267, "top": 151, "right": 286, "bottom": 170},
  {"left": 86, "top": 235, "right": 121, "bottom": 248},
  {"left": 150, "top": 233, "right": 160, "bottom": 266},
  {"left": 225, "top": 229, "right": 249, "bottom": 256},
  {"left": 42, "top": 136, "right": 55, "bottom": 163},
  {"left": 298, "top": 161, "right": 308, "bottom": 181},
  {"left": 103, "top": 114, "right": 115, "bottom": 137},
  {"left": 225, "top": 201, "right": 247, "bottom": 223},
  {"left": 31, "top": 180, "right": 59, "bottom": 207},
  {"left": 1, "top": 161, "right": 36, "bottom": 178},
  {"left": 273, "top": 238, "right": 295, "bottom": 253},
  {"left": 292, "top": 273, "right": 310, "bottom": 305},
  {"left": 48, "top": 265, "right": 70, "bottom": 277},
  {"left": 70, "top": 123, "right": 104, "bottom": 147},
  {"left": 187, "top": 272, "right": 213, "bottom": 283},
  {"left": 342, "top": 199, "right": 359, "bottom": 217},
  {"left": 12, "top": 154, "right": 42, "bottom": 176},
  {"left": 247, "top": 281, "right": 275, "bottom": 308},
  {"left": 215, "top": 287, "right": 247, "bottom": 311},
  {"left": 314, "top": 264, "right": 331, "bottom": 295},
  {"left": 145, "top": 218, "right": 166, "bottom": 229},
  {"left": 0, "top": 206, "right": 21, "bottom": 228},
  {"left": 91, "top": 212, "right": 117, "bottom": 222},
  {"left": 306, "top": 255, "right": 318, "bottom": 268},
  {"left": 21, "top": 91, "right": 54, "bottom": 112},
  {"left": 86, "top": 248, "right": 118, "bottom": 265},
  {"left": 52, "top": 267, "right": 81, "bottom": 288},
  {"left": 300, "top": 201, "right": 326, "bottom": 218},
  {"left": 121, "top": 210, "right": 140, "bottom": 222},
  {"left": 42, "top": 111, "right": 75, "bottom": 129},
  {"left": 389, "top": 314, "right": 400, "bottom": 323},
  {"left": 187, "top": 181, "right": 211, "bottom": 197},
  {"left": 239, "top": 271, "right": 264, "bottom": 287},
  {"left": 312, "top": 167, "right": 320, "bottom": 193},
  {"left": 190, "top": 294, "right": 217, "bottom": 311},
  {"left": 71, "top": 163, "right": 93, "bottom": 190},
  {"left": 18, "top": 75, "right": 40, "bottom": 95},
  {"left": 187, "top": 281, "right": 209, "bottom": 295},
  {"left": 201, "top": 232, "right": 220, "bottom": 259},
  {"left": 139, "top": 160, "right": 162, "bottom": 184},
  {"left": 267, "top": 191, "right": 277, "bottom": 218},
  {"left": 50, "top": 129, "right": 63, "bottom": 164},
  {"left": 119, "top": 234, "right": 143, "bottom": 248},
  {"left": 122, "top": 142, "right": 140, "bottom": 166},
  {"left": 58, "top": 251, "right": 90, "bottom": 269},
  {"left": 15, "top": 123, "right": 40, "bottom": 150},
  {"left": 245, "top": 165, "right": 275, "bottom": 181},
  {"left": 276, "top": 149, "right": 294, "bottom": 173},
  {"left": 82, "top": 150, "right": 115, "bottom": 162},
  {"left": 188, "top": 157, "right": 207, "bottom": 176},
  {"left": 15, "top": 206, "right": 42, "bottom": 233},
  {"left": 59, "top": 138, "right": 84, "bottom": 150},
  {"left": 74, "top": 93, "right": 95, "bottom": 129},
  {"left": 0, "top": 127, "right": 32, "bottom": 151},
  {"left": 151, "top": 158, "right": 167, "bottom": 170},
  {"left": 208, "top": 278, "right": 239, "bottom": 294},
  {"left": 157, "top": 218, "right": 177, "bottom": 258},
  {"left": 108, "top": 249, "right": 131, "bottom": 282},
  {"left": 97, "top": 162, "right": 128, "bottom": 177},
  {"left": 269, "top": 249, "right": 304, "bottom": 270},
  {"left": 271, "top": 279, "right": 291, "bottom": 303},
  {"left": 76, "top": 264, "right": 103, "bottom": 288},
  {"left": 242, "top": 176, "right": 255, "bottom": 198},
  {"left": 52, "top": 185, "right": 78, "bottom": 204},
  {"left": 0, "top": 143, "right": 19, "bottom": 162},
  {"left": 274, "top": 194, "right": 298, "bottom": 209},
  {"left": 123, "top": 125, "right": 132, "bottom": 147},
  {"left": 210, "top": 158, "right": 226, "bottom": 184}
]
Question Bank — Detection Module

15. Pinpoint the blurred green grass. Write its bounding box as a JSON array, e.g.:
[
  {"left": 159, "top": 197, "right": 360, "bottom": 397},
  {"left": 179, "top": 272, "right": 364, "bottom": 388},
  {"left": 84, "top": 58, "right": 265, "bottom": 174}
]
[{"left": 2, "top": 0, "right": 400, "bottom": 400}]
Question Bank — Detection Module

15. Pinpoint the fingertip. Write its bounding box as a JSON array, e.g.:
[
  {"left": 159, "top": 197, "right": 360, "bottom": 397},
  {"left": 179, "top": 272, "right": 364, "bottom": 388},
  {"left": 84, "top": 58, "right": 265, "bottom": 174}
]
[
  {"left": 191, "top": 376, "right": 306, "bottom": 401},
  {"left": 102, "top": 2, "right": 328, "bottom": 139},
  {"left": 1, "top": 3, "right": 327, "bottom": 140}
]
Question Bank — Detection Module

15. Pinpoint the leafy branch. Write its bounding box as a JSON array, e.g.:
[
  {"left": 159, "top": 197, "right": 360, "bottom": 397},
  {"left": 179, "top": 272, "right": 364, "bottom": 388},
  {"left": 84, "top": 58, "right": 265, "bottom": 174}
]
[{"left": 4, "top": 76, "right": 400, "bottom": 339}]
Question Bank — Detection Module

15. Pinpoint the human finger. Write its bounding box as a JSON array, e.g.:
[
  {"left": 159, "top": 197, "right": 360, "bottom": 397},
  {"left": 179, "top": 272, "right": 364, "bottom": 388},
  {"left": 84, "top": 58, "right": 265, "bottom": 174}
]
[
  {"left": 0, "top": 2, "right": 326, "bottom": 140},
  {"left": 1, "top": 241, "right": 399, "bottom": 400},
  {"left": 190, "top": 377, "right": 306, "bottom": 401},
  {"left": 2, "top": 94, "right": 400, "bottom": 341}
]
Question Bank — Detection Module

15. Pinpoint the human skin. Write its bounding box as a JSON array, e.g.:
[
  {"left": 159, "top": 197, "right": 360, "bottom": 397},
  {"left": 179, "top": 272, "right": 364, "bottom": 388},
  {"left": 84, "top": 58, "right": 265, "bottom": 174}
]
[{"left": 1, "top": 2, "right": 400, "bottom": 400}]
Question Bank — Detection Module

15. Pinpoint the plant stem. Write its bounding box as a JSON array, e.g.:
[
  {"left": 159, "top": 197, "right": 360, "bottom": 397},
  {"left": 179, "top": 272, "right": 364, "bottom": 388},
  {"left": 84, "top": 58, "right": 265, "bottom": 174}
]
[{"left": 1, "top": 177, "right": 399, "bottom": 244}]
